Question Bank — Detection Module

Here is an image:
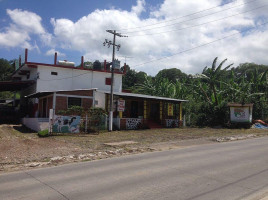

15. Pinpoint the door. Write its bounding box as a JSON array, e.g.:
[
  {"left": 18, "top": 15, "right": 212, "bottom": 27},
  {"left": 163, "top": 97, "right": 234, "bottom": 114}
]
[
  {"left": 150, "top": 102, "right": 160, "bottom": 122},
  {"left": 130, "top": 101, "right": 138, "bottom": 118},
  {"left": 42, "top": 98, "right": 47, "bottom": 118}
]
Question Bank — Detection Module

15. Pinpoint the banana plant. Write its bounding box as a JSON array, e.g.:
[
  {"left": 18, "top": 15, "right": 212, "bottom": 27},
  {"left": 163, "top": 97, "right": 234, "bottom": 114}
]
[{"left": 200, "top": 57, "right": 233, "bottom": 105}]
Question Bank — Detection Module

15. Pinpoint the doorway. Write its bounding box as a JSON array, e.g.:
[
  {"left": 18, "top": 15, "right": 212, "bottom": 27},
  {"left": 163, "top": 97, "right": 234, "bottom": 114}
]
[
  {"left": 150, "top": 102, "right": 160, "bottom": 122},
  {"left": 42, "top": 98, "right": 47, "bottom": 118}
]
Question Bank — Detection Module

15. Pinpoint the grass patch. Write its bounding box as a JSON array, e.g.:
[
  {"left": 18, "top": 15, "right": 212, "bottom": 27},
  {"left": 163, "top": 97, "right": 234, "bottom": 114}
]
[{"left": 38, "top": 129, "right": 49, "bottom": 137}]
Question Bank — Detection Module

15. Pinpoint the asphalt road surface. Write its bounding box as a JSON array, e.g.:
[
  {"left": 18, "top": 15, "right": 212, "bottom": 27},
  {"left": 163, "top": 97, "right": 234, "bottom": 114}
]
[{"left": 1, "top": 137, "right": 268, "bottom": 200}]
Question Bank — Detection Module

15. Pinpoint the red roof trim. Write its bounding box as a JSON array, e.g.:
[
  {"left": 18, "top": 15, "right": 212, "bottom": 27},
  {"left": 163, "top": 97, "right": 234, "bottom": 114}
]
[{"left": 25, "top": 62, "right": 124, "bottom": 75}]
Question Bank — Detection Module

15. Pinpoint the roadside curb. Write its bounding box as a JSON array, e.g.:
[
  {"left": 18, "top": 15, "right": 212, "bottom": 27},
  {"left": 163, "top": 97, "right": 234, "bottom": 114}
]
[{"left": 243, "top": 188, "right": 268, "bottom": 200}]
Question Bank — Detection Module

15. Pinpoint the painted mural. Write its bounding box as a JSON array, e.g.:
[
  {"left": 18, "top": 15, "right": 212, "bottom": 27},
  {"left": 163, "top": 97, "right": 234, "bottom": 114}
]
[
  {"left": 166, "top": 119, "right": 179, "bottom": 128},
  {"left": 126, "top": 118, "right": 142, "bottom": 130},
  {"left": 52, "top": 115, "right": 80, "bottom": 133},
  {"left": 230, "top": 107, "right": 251, "bottom": 123}
]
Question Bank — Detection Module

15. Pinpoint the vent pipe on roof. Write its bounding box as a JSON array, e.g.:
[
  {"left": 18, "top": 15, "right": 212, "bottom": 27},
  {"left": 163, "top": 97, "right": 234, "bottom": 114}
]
[
  {"left": 25, "top": 49, "right": 28, "bottom": 63},
  {"left": 54, "top": 52, "right": 57, "bottom": 65},
  {"left": 81, "top": 56, "right": 84, "bottom": 69}
]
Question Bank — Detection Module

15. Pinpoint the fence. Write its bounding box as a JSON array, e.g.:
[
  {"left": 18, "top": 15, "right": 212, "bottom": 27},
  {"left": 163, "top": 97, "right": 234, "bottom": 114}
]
[{"left": 80, "top": 115, "right": 107, "bottom": 133}]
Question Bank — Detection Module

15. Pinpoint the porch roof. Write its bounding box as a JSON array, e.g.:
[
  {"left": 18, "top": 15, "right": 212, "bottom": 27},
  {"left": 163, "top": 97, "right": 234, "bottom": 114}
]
[
  {"left": 98, "top": 90, "right": 188, "bottom": 102},
  {"left": 24, "top": 88, "right": 97, "bottom": 98},
  {"left": 0, "top": 80, "right": 35, "bottom": 92}
]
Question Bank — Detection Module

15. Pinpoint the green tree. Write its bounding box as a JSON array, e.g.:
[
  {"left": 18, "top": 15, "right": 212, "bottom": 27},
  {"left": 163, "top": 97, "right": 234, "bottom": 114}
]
[
  {"left": 0, "top": 58, "right": 14, "bottom": 81},
  {"left": 155, "top": 68, "right": 187, "bottom": 83},
  {"left": 0, "top": 59, "right": 15, "bottom": 99},
  {"left": 122, "top": 65, "right": 148, "bottom": 90}
]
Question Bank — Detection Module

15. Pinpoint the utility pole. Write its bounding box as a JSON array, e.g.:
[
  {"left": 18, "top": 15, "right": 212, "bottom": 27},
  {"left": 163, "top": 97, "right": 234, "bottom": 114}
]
[{"left": 103, "top": 30, "right": 127, "bottom": 131}]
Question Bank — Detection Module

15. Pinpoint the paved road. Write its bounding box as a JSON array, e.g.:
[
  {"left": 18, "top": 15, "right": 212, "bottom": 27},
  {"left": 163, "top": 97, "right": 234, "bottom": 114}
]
[{"left": 1, "top": 137, "right": 268, "bottom": 200}]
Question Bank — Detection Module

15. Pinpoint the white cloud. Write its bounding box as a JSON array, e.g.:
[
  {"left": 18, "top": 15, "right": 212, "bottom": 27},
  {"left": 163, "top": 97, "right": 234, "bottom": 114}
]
[
  {"left": 1, "top": 0, "right": 267, "bottom": 74},
  {"left": 6, "top": 9, "right": 45, "bottom": 34},
  {"left": 0, "top": 9, "right": 51, "bottom": 49},
  {"left": 0, "top": 25, "right": 30, "bottom": 48},
  {"left": 45, "top": 49, "right": 65, "bottom": 57},
  {"left": 131, "top": 0, "right": 146, "bottom": 16},
  {"left": 47, "top": 0, "right": 267, "bottom": 74}
]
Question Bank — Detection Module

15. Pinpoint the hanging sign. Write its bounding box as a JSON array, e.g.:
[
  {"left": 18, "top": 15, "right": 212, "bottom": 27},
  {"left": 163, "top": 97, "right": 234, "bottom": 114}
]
[
  {"left": 113, "top": 60, "right": 120, "bottom": 69},
  {"left": 117, "top": 99, "right": 125, "bottom": 112},
  {"left": 168, "top": 103, "right": 173, "bottom": 116}
]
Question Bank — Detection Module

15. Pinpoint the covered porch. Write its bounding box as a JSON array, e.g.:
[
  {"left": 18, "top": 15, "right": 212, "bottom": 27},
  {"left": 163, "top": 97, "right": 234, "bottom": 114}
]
[{"left": 98, "top": 91, "right": 187, "bottom": 130}]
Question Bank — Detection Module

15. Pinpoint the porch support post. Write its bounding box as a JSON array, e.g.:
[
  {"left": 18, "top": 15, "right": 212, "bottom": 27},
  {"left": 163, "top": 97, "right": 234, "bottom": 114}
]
[
  {"left": 53, "top": 92, "right": 56, "bottom": 112},
  {"left": 160, "top": 101, "right": 162, "bottom": 120},
  {"left": 92, "top": 90, "right": 96, "bottom": 107},
  {"left": 119, "top": 98, "right": 123, "bottom": 118},
  {"left": 179, "top": 102, "right": 182, "bottom": 121},
  {"left": 13, "top": 92, "right": 16, "bottom": 107},
  {"left": 144, "top": 100, "right": 147, "bottom": 119}
]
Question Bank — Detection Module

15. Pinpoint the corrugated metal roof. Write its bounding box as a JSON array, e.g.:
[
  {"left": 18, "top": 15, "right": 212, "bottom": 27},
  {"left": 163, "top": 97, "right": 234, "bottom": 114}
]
[
  {"left": 97, "top": 90, "right": 188, "bottom": 102},
  {"left": 25, "top": 89, "right": 188, "bottom": 102}
]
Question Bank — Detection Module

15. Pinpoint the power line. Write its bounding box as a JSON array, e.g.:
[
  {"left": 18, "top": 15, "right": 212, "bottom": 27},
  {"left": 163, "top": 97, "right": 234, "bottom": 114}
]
[
  {"left": 118, "top": 0, "right": 258, "bottom": 31},
  {"left": 39, "top": 22, "right": 267, "bottom": 81},
  {"left": 132, "top": 21, "right": 268, "bottom": 67},
  {"left": 127, "top": 5, "right": 267, "bottom": 37},
  {"left": 122, "top": 0, "right": 259, "bottom": 34}
]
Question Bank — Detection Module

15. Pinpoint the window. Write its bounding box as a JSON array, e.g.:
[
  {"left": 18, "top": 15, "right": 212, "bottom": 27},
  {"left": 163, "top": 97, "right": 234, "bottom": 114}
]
[
  {"left": 68, "top": 97, "right": 82, "bottom": 108},
  {"left": 105, "top": 78, "right": 111, "bottom": 85},
  {"left": 51, "top": 71, "right": 58, "bottom": 75}
]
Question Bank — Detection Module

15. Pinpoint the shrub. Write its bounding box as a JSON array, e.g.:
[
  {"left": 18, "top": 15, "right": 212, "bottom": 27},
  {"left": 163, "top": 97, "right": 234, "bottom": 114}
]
[
  {"left": 38, "top": 129, "right": 49, "bottom": 137},
  {"left": 57, "top": 106, "right": 84, "bottom": 116},
  {"left": 86, "top": 107, "right": 107, "bottom": 116}
]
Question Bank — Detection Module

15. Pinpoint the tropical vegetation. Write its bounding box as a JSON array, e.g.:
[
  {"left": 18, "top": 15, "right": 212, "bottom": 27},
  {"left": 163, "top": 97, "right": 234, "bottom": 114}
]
[{"left": 123, "top": 58, "right": 268, "bottom": 126}]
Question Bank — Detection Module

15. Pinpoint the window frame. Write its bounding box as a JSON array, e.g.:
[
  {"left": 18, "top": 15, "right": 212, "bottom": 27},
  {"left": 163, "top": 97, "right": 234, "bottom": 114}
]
[{"left": 67, "top": 97, "right": 82, "bottom": 108}]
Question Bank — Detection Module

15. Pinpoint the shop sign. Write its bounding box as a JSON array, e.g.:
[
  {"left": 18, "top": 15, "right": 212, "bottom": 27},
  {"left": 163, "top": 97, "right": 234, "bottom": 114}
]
[
  {"left": 168, "top": 103, "right": 173, "bottom": 116},
  {"left": 117, "top": 100, "right": 125, "bottom": 112},
  {"left": 230, "top": 107, "right": 250, "bottom": 122}
]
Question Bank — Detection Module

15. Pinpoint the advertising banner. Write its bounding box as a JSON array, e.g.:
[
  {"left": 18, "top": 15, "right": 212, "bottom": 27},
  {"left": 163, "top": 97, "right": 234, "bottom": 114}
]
[
  {"left": 230, "top": 107, "right": 250, "bottom": 122},
  {"left": 117, "top": 100, "right": 125, "bottom": 112},
  {"left": 168, "top": 103, "right": 173, "bottom": 116}
]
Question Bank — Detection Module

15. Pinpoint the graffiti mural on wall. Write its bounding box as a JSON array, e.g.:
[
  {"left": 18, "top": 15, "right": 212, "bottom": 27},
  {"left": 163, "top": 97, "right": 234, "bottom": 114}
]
[
  {"left": 166, "top": 119, "right": 179, "bottom": 128},
  {"left": 52, "top": 115, "right": 80, "bottom": 133},
  {"left": 126, "top": 118, "right": 142, "bottom": 130}
]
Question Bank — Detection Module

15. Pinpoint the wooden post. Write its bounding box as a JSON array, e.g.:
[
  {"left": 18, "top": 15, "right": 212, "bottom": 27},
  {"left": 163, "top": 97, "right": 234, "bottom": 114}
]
[
  {"left": 160, "top": 101, "right": 162, "bottom": 120},
  {"left": 144, "top": 100, "right": 147, "bottom": 119},
  {"left": 179, "top": 103, "right": 182, "bottom": 121},
  {"left": 119, "top": 98, "right": 123, "bottom": 118},
  {"left": 85, "top": 114, "right": 88, "bottom": 132}
]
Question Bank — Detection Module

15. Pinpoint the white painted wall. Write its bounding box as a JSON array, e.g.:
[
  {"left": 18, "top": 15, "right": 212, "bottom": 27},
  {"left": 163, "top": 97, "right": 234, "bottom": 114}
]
[
  {"left": 94, "top": 91, "right": 106, "bottom": 109},
  {"left": 36, "top": 65, "right": 123, "bottom": 93},
  {"left": 17, "top": 66, "right": 37, "bottom": 81},
  {"left": 22, "top": 118, "right": 49, "bottom": 132}
]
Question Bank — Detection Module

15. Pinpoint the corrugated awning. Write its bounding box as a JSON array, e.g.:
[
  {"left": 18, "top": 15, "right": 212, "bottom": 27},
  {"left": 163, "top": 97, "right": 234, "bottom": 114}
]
[
  {"left": 0, "top": 80, "right": 35, "bottom": 92},
  {"left": 98, "top": 90, "right": 188, "bottom": 102},
  {"left": 24, "top": 92, "right": 53, "bottom": 98}
]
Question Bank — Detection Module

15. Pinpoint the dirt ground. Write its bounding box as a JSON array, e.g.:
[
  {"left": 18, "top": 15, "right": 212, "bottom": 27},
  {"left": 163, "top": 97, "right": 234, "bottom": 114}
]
[{"left": 0, "top": 124, "right": 267, "bottom": 173}]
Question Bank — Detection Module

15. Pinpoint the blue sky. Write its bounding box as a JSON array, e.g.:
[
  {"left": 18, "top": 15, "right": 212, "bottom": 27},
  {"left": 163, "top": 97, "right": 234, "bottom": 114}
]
[{"left": 0, "top": 0, "right": 267, "bottom": 74}]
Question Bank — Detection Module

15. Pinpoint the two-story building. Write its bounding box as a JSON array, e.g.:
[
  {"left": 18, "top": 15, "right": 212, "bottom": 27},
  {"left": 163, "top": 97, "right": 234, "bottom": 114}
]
[{"left": 1, "top": 49, "right": 187, "bottom": 131}]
